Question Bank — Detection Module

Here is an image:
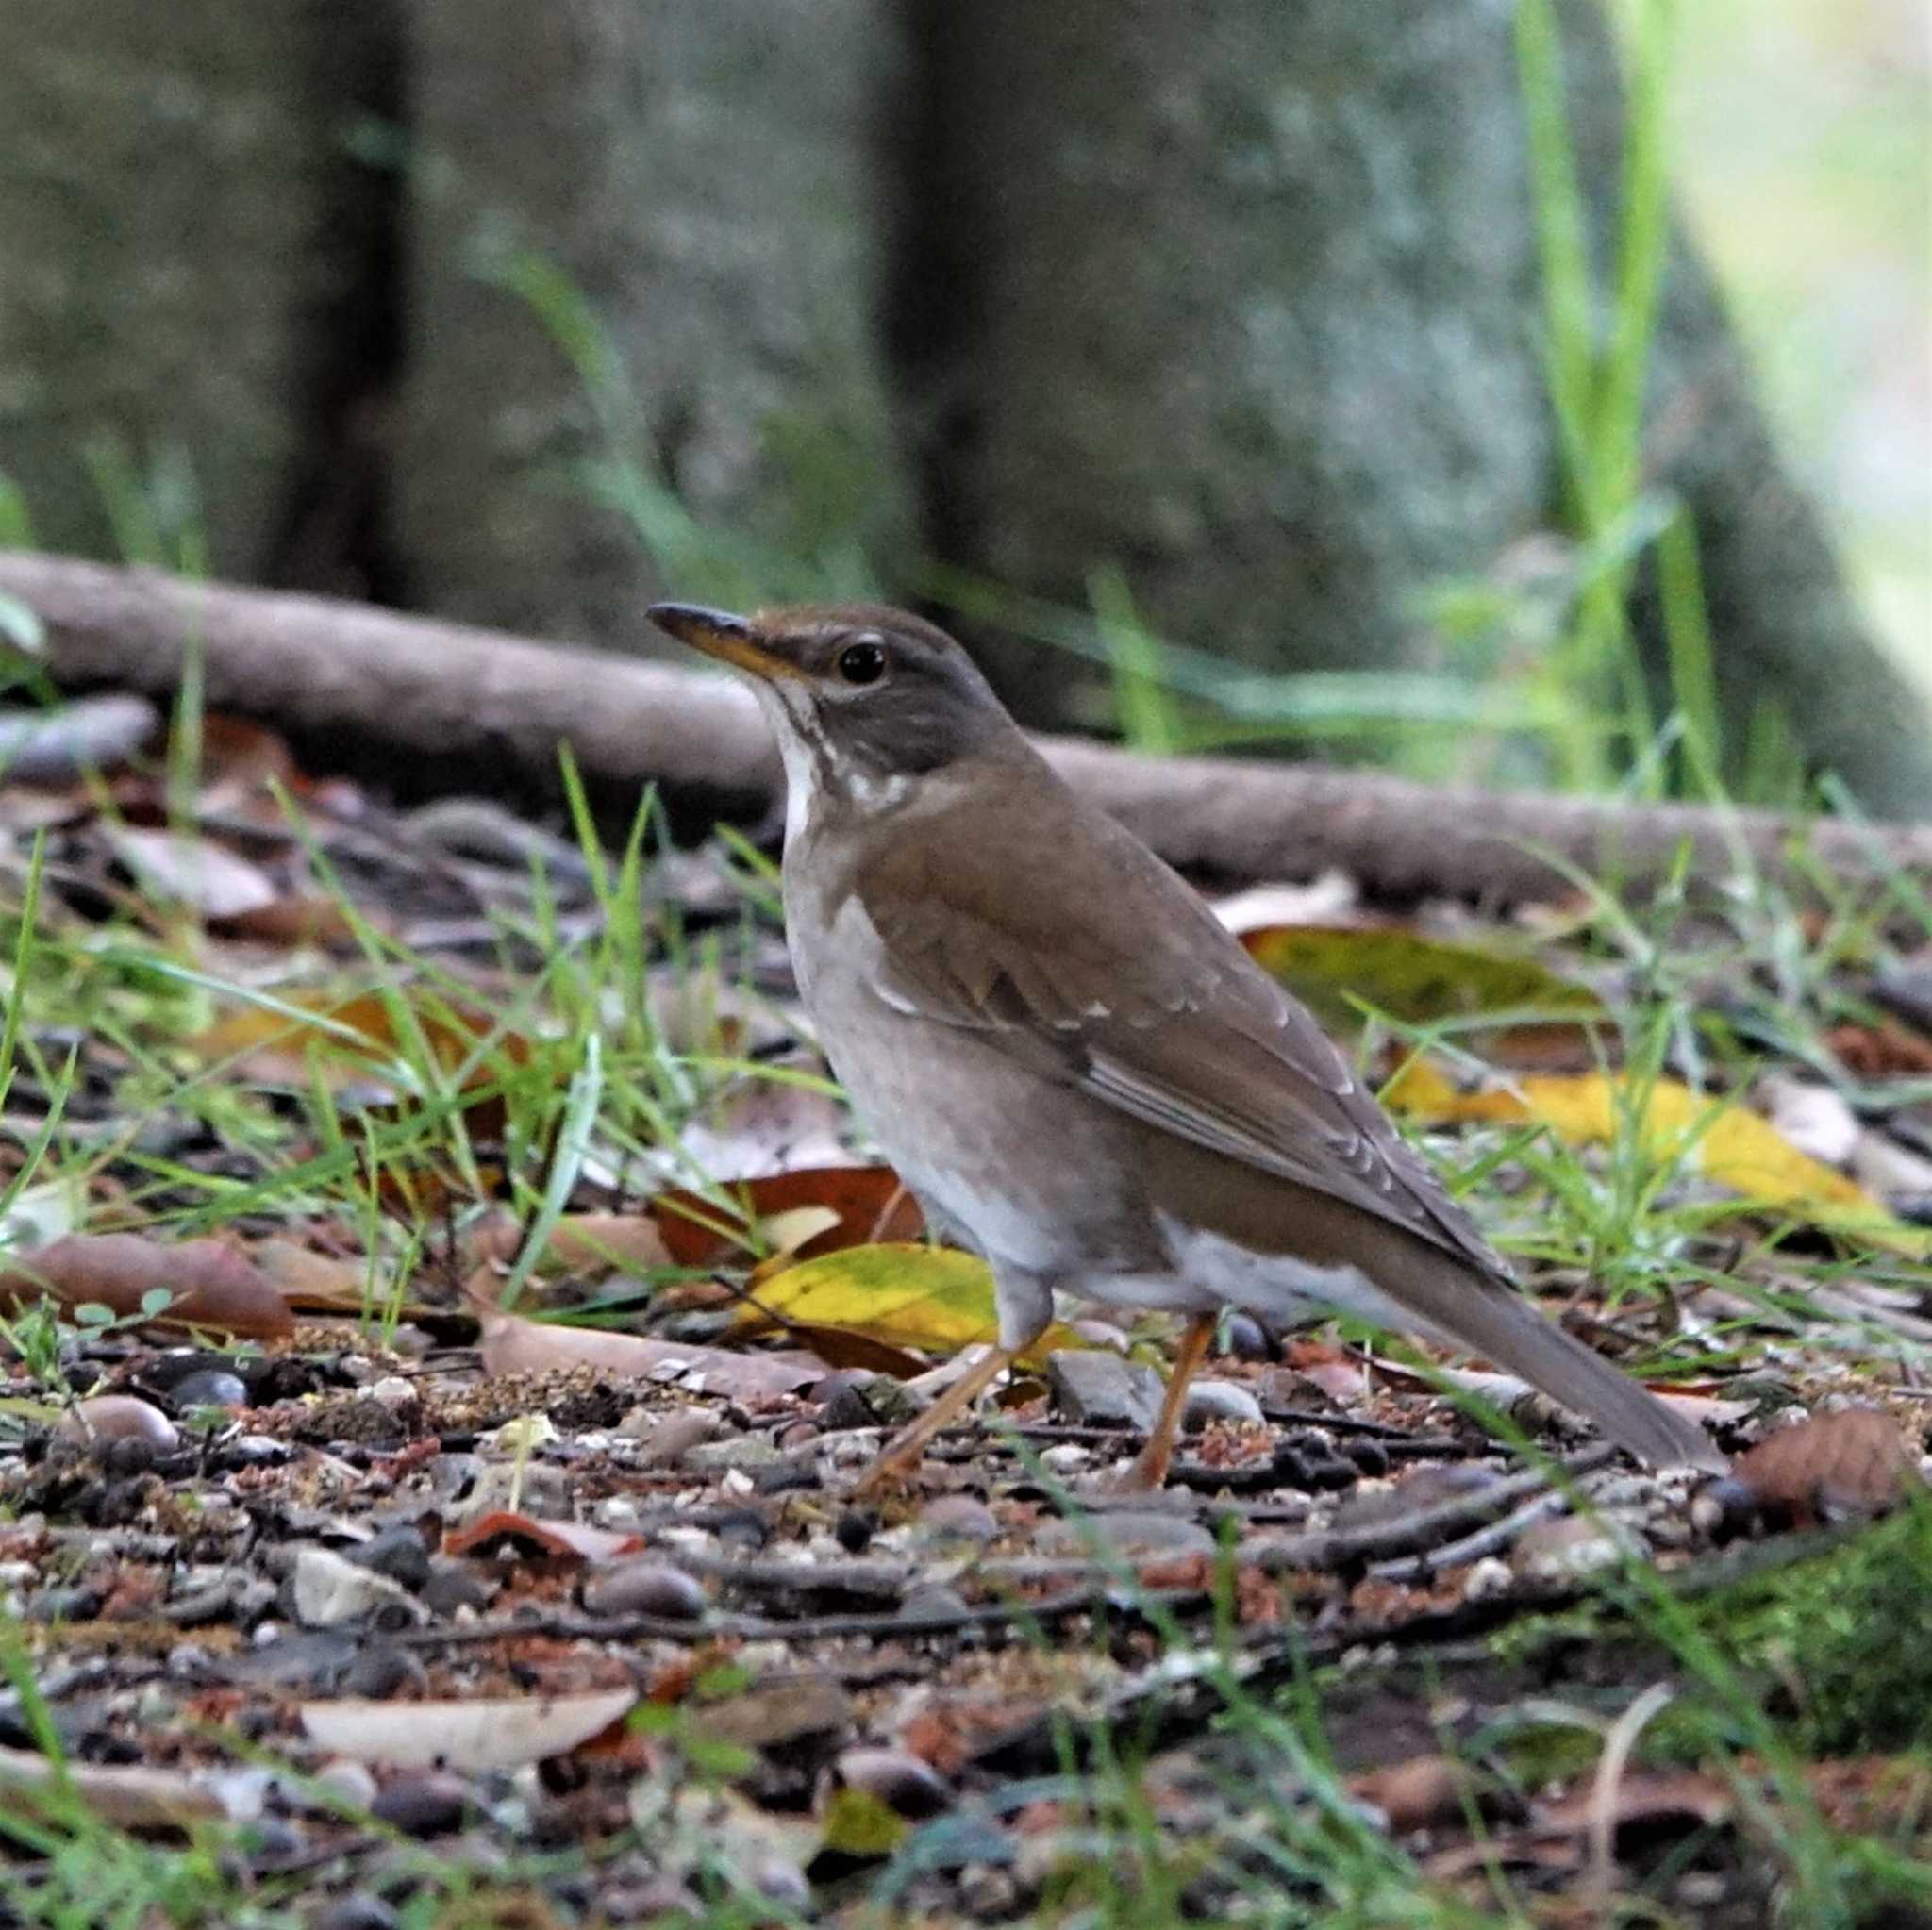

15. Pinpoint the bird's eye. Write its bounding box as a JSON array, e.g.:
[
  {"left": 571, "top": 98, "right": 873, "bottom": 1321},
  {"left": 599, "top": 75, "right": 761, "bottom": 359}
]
[{"left": 836, "top": 640, "right": 888, "bottom": 686}]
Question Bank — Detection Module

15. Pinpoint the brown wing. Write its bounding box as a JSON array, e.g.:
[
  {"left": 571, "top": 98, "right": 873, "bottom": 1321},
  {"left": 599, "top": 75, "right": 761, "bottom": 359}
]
[{"left": 853, "top": 788, "right": 1505, "bottom": 1279}]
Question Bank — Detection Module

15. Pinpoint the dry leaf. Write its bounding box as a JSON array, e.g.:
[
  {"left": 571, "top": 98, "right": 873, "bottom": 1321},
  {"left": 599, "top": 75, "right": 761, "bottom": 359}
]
[
  {"left": 466, "top": 1212, "right": 675, "bottom": 1277},
  {"left": 106, "top": 826, "right": 279, "bottom": 921},
  {"left": 0, "top": 1234, "right": 293, "bottom": 1339},
  {"left": 442, "top": 1511, "right": 644, "bottom": 1563},
  {"left": 733, "top": 1242, "right": 1080, "bottom": 1363},
  {"left": 1732, "top": 1408, "right": 1923, "bottom": 1523},
  {"left": 300, "top": 1688, "right": 636, "bottom": 1771},
  {"left": 192, "top": 987, "right": 529, "bottom": 1092},
  {"left": 1349, "top": 1755, "right": 1483, "bottom": 1833},
  {"left": 652, "top": 1167, "right": 923, "bottom": 1269},
  {"left": 1388, "top": 1059, "right": 1927, "bottom": 1254},
  {"left": 1243, "top": 923, "right": 1603, "bottom": 1031},
  {"left": 0, "top": 1742, "right": 225, "bottom": 1830},
  {"left": 465, "top": 1279, "right": 823, "bottom": 1397},
  {"left": 1533, "top": 1767, "right": 1733, "bottom": 1838}
]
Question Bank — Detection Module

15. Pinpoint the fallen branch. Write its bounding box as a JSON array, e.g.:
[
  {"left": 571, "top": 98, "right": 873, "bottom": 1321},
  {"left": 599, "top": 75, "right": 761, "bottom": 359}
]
[{"left": 7, "top": 552, "right": 1928, "bottom": 901}]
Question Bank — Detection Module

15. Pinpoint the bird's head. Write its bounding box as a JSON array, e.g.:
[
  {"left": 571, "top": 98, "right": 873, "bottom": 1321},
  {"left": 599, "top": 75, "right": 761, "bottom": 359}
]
[{"left": 647, "top": 602, "right": 1020, "bottom": 797}]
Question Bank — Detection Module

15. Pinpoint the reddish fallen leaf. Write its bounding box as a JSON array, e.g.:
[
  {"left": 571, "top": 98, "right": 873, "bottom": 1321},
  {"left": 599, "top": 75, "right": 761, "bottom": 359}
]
[
  {"left": 208, "top": 892, "right": 370, "bottom": 948},
  {"left": 442, "top": 1511, "right": 644, "bottom": 1563},
  {"left": 1279, "top": 1339, "right": 1369, "bottom": 1406},
  {"left": 464, "top": 1277, "right": 823, "bottom": 1398},
  {"left": 1349, "top": 1755, "right": 1484, "bottom": 1834},
  {"left": 1824, "top": 1020, "right": 1932, "bottom": 1078},
  {"left": 1732, "top": 1408, "right": 1924, "bottom": 1524},
  {"left": 651, "top": 1167, "right": 924, "bottom": 1269},
  {"left": 0, "top": 1234, "right": 293, "bottom": 1339},
  {"left": 300, "top": 1688, "right": 636, "bottom": 1771},
  {"left": 197, "top": 712, "right": 299, "bottom": 793}
]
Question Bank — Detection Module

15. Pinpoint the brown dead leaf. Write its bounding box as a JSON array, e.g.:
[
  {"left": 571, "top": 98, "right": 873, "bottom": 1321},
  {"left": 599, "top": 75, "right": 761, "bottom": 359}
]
[
  {"left": 465, "top": 1211, "right": 675, "bottom": 1277},
  {"left": 464, "top": 1277, "right": 823, "bottom": 1398},
  {"left": 192, "top": 988, "right": 530, "bottom": 1092},
  {"left": 1731, "top": 1408, "right": 1924, "bottom": 1524},
  {"left": 442, "top": 1511, "right": 644, "bottom": 1563},
  {"left": 208, "top": 892, "right": 370, "bottom": 949},
  {"left": 1349, "top": 1755, "right": 1486, "bottom": 1834},
  {"left": 300, "top": 1687, "right": 636, "bottom": 1771},
  {"left": 197, "top": 712, "right": 298, "bottom": 795},
  {"left": 1825, "top": 1019, "right": 1932, "bottom": 1078},
  {"left": 652, "top": 1167, "right": 923, "bottom": 1269},
  {"left": 0, "top": 1234, "right": 293, "bottom": 1339}
]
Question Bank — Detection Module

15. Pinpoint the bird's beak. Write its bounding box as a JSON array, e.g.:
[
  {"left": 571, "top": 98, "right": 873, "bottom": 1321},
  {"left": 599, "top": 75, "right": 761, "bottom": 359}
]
[{"left": 646, "top": 602, "right": 808, "bottom": 682}]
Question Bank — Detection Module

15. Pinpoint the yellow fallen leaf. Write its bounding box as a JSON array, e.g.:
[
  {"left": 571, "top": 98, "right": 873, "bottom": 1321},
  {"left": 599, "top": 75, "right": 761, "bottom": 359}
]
[
  {"left": 818, "top": 1784, "right": 908, "bottom": 1857},
  {"left": 1388, "top": 1059, "right": 1928, "bottom": 1255},
  {"left": 734, "top": 1243, "right": 1081, "bottom": 1361}
]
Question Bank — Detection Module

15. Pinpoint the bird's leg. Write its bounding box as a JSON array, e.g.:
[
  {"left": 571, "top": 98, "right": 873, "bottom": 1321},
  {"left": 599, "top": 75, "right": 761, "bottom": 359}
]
[
  {"left": 849, "top": 1344, "right": 1016, "bottom": 1495},
  {"left": 1114, "top": 1312, "right": 1217, "bottom": 1492}
]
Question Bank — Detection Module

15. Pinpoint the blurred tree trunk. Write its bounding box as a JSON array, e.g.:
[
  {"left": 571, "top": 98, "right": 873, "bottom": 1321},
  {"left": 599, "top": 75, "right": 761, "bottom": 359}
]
[
  {"left": 0, "top": 3, "right": 392, "bottom": 580},
  {"left": 394, "top": 0, "right": 912, "bottom": 648},
  {"left": 923, "top": 0, "right": 1932, "bottom": 816}
]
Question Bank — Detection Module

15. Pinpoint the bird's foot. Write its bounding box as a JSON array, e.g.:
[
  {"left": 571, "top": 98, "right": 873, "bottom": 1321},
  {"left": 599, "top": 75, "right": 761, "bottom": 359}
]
[{"left": 1104, "top": 1441, "right": 1175, "bottom": 1494}]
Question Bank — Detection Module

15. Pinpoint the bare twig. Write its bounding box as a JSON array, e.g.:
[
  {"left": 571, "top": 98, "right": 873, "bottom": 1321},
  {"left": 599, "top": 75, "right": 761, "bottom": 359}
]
[{"left": 12, "top": 553, "right": 1931, "bottom": 902}]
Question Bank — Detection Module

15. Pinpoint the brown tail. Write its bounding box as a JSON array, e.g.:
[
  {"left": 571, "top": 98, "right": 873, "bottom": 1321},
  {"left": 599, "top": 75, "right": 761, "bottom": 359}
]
[{"left": 1375, "top": 1240, "right": 1727, "bottom": 1473}]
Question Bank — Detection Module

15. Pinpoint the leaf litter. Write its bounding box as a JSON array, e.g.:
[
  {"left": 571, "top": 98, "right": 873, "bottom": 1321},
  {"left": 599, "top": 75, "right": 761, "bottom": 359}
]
[{"left": 0, "top": 706, "right": 1923, "bottom": 1923}]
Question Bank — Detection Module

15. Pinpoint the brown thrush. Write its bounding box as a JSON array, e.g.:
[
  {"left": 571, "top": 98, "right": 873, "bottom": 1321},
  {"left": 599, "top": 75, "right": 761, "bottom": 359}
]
[{"left": 648, "top": 600, "right": 1725, "bottom": 1489}]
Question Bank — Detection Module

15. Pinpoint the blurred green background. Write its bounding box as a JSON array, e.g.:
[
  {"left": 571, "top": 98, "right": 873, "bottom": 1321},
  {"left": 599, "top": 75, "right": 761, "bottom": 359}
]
[{"left": 1674, "top": 0, "right": 1928, "bottom": 688}]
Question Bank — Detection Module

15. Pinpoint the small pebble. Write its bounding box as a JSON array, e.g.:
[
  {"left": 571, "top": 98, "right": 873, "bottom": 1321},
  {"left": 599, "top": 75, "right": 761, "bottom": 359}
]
[
  {"left": 27, "top": 1586, "right": 101, "bottom": 1624},
  {"left": 168, "top": 1369, "right": 249, "bottom": 1411},
  {"left": 419, "top": 1561, "right": 495, "bottom": 1619},
  {"left": 686, "top": 1436, "right": 784, "bottom": 1472},
  {"left": 580, "top": 1560, "right": 707, "bottom": 1622},
  {"left": 1035, "top": 1511, "right": 1214, "bottom": 1558},
  {"left": 916, "top": 1494, "right": 998, "bottom": 1546},
  {"left": 365, "top": 1376, "right": 417, "bottom": 1407},
  {"left": 310, "top": 1757, "right": 379, "bottom": 1813},
  {"left": 1039, "top": 1443, "right": 1092, "bottom": 1475},
  {"left": 834, "top": 1509, "right": 875, "bottom": 1555},
  {"left": 708, "top": 1507, "right": 770, "bottom": 1553},
  {"left": 897, "top": 1584, "right": 972, "bottom": 1624},
  {"left": 349, "top": 1527, "right": 431, "bottom": 1591},
  {"left": 1182, "top": 1379, "right": 1264, "bottom": 1427},
  {"left": 290, "top": 1548, "right": 425, "bottom": 1630},
  {"left": 57, "top": 1395, "right": 177, "bottom": 1452},
  {"left": 1046, "top": 1351, "right": 1164, "bottom": 1430},
  {"left": 311, "top": 1897, "right": 399, "bottom": 1930},
  {"left": 619, "top": 1405, "right": 724, "bottom": 1467},
  {"left": 1218, "top": 1313, "right": 1273, "bottom": 1361},
  {"left": 337, "top": 1644, "right": 428, "bottom": 1700},
  {"left": 370, "top": 1769, "right": 471, "bottom": 1838},
  {"left": 1510, "top": 1515, "right": 1641, "bottom": 1582},
  {"left": 1328, "top": 1463, "right": 1500, "bottom": 1532}
]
